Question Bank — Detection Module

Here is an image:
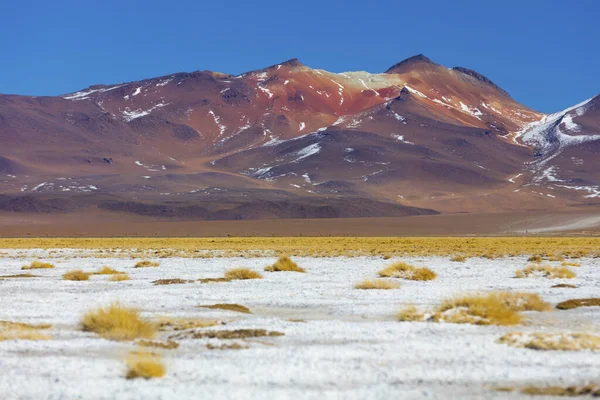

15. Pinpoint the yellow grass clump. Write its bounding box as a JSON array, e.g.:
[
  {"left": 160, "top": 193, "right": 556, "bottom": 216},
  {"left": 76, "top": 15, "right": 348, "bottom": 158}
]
[
  {"left": 134, "top": 260, "right": 160, "bottom": 268},
  {"left": 94, "top": 266, "right": 123, "bottom": 275},
  {"left": 546, "top": 254, "right": 565, "bottom": 262},
  {"left": 397, "top": 291, "right": 548, "bottom": 326},
  {"left": 81, "top": 303, "right": 155, "bottom": 341},
  {"left": 500, "top": 292, "right": 552, "bottom": 312},
  {"left": 62, "top": 270, "right": 90, "bottom": 281},
  {"left": 556, "top": 298, "right": 600, "bottom": 310},
  {"left": 21, "top": 261, "right": 55, "bottom": 270},
  {"left": 378, "top": 262, "right": 437, "bottom": 281},
  {"left": 450, "top": 255, "right": 467, "bottom": 262},
  {"left": 126, "top": 351, "right": 165, "bottom": 379},
  {"left": 354, "top": 279, "right": 401, "bottom": 290},
  {"left": 0, "top": 330, "right": 51, "bottom": 341},
  {"left": 264, "top": 256, "right": 305, "bottom": 273},
  {"left": 224, "top": 268, "right": 263, "bottom": 280},
  {"left": 561, "top": 261, "right": 581, "bottom": 267},
  {"left": 434, "top": 293, "right": 522, "bottom": 325},
  {"left": 397, "top": 291, "right": 552, "bottom": 325},
  {"left": 0, "top": 320, "right": 52, "bottom": 341},
  {"left": 109, "top": 273, "right": 130, "bottom": 281},
  {"left": 397, "top": 305, "right": 425, "bottom": 322},
  {"left": 515, "top": 265, "right": 576, "bottom": 279},
  {"left": 498, "top": 332, "right": 600, "bottom": 351}
]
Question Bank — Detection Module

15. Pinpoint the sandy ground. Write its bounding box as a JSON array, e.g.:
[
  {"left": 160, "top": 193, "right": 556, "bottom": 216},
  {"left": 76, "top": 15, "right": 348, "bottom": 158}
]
[
  {"left": 0, "top": 251, "right": 599, "bottom": 399},
  {"left": 2, "top": 207, "right": 600, "bottom": 237}
]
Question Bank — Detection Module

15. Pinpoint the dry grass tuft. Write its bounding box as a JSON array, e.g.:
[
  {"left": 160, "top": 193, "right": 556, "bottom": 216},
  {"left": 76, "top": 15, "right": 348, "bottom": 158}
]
[
  {"left": 126, "top": 351, "right": 165, "bottom": 380},
  {"left": 378, "top": 262, "right": 437, "bottom": 281},
  {"left": 397, "top": 305, "right": 426, "bottom": 322},
  {"left": 136, "top": 340, "right": 179, "bottom": 350},
  {"left": 109, "top": 273, "right": 130, "bottom": 282},
  {"left": 134, "top": 260, "right": 160, "bottom": 268},
  {"left": 498, "top": 331, "right": 600, "bottom": 351},
  {"left": 515, "top": 265, "right": 576, "bottom": 279},
  {"left": 398, "top": 291, "right": 547, "bottom": 326},
  {"left": 0, "top": 321, "right": 52, "bottom": 330},
  {"left": 21, "top": 261, "right": 55, "bottom": 270},
  {"left": 157, "top": 317, "right": 219, "bottom": 331},
  {"left": 556, "top": 298, "right": 600, "bottom": 310},
  {"left": 520, "top": 385, "right": 600, "bottom": 396},
  {"left": 198, "top": 277, "right": 231, "bottom": 283},
  {"left": 450, "top": 255, "right": 467, "bottom": 262},
  {"left": 500, "top": 292, "right": 552, "bottom": 312},
  {"left": 0, "top": 330, "right": 51, "bottom": 341},
  {"left": 206, "top": 342, "right": 247, "bottom": 350},
  {"left": 354, "top": 279, "right": 401, "bottom": 290},
  {"left": 224, "top": 268, "right": 263, "bottom": 280},
  {"left": 199, "top": 304, "right": 252, "bottom": 314},
  {"left": 527, "top": 255, "right": 543, "bottom": 263},
  {"left": 551, "top": 283, "right": 578, "bottom": 289},
  {"left": 94, "top": 266, "right": 123, "bottom": 275},
  {"left": 152, "top": 278, "right": 192, "bottom": 285},
  {"left": 81, "top": 302, "right": 156, "bottom": 341},
  {"left": 0, "top": 320, "right": 52, "bottom": 341},
  {"left": 0, "top": 273, "right": 37, "bottom": 278},
  {"left": 170, "top": 329, "right": 284, "bottom": 340},
  {"left": 546, "top": 254, "right": 565, "bottom": 262},
  {"left": 435, "top": 293, "right": 522, "bottom": 325},
  {"left": 561, "top": 261, "right": 581, "bottom": 267},
  {"left": 62, "top": 270, "right": 90, "bottom": 281},
  {"left": 264, "top": 256, "right": 305, "bottom": 273}
]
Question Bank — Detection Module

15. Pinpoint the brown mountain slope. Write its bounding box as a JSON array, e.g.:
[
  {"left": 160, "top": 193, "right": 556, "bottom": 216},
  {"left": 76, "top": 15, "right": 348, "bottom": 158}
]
[{"left": 0, "top": 55, "right": 598, "bottom": 220}]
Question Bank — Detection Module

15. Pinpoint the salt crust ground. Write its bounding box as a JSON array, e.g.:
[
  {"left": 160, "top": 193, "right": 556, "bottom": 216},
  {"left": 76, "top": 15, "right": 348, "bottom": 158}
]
[{"left": 0, "top": 250, "right": 599, "bottom": 399}]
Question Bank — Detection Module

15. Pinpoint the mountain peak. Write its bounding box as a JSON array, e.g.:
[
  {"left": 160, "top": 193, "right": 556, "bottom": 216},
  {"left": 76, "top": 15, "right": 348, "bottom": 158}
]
[
  {"left": 265, "top": 58, "right": 304, "bottom": 70},
  {"left": 385, "top": 54, "right": 436, "bottom": 74},
  {"left": 452, "top": 67, "right": 510, "bottom": 97}
]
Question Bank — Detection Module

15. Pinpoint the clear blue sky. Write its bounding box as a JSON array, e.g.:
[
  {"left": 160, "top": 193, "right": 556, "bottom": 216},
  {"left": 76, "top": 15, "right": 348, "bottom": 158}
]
[{"left": 1, "top": 0, "right": 598, "bottom": 113}]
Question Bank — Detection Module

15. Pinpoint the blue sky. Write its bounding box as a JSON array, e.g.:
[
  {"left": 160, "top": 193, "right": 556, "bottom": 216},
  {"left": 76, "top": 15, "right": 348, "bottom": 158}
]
[{"left": 1, "top": 0, "right": 597, "bottom": 112}]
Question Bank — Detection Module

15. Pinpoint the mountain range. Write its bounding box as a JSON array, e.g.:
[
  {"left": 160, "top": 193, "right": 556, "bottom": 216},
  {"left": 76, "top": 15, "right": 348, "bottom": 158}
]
[{"left": 1, "top": 54, "right": 599, "bottom": 221}]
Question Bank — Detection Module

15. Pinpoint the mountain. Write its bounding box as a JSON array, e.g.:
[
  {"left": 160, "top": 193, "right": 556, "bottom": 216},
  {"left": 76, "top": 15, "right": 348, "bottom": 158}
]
[{"left": 0, "top": 55, "right": 598, "bottom": 220}]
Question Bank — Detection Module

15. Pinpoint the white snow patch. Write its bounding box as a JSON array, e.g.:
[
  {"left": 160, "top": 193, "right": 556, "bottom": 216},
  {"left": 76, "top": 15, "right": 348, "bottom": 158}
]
[
  {"left": 391, "top": 134, "right": 413, "bottom": 145},
  {"left": 156, "top": 78, "right": 172, "bottom": 87},
  {"left": 508, "top": 173, "right": 523, "bottom": 183},
  {"left": 63, "top": 85, "right": 124, "bottom": 100},
  {"left": 405, "top": 86, "right": 427, "bottom": 98},
  {"left": 293, "top": 143, "right": 321, "bottom": 162},
  {"left": 209, "top": 110, "right": 227, "bottom": 135}
]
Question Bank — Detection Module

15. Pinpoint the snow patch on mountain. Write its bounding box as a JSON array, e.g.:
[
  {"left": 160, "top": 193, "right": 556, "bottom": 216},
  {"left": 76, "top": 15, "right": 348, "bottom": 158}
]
[
  {"left": 122, "top": 102, "right": 169, "bottom": 122},
  {"left": 293, "top": 143, "right": 321, "bottom": 162},
  {"left": 392, "top": 134, "right": 414, "bottom": 145},
  {"left": 209, "top": 110, "right": 227, "bottom": 135},
  {"left": 63, "top": 85, "right": 124, "bottom": 100}
]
